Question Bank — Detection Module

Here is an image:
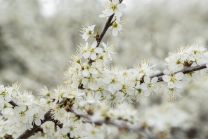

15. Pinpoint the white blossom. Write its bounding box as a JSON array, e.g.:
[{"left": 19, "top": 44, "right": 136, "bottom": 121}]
[
  {"left": 99, "top": 0, "right": 126, "bottom": 18},
  {"left": 82, "top": 41, "right": 103, "bottom": 60},
  {"left": 80, "top": 23, "right": 96, "bottom": 41}
]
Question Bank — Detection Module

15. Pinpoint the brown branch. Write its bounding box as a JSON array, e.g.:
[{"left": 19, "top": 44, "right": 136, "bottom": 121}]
[
  {"left": 70, "top": 107, "right": 157, "bottom": 139},
  {"left": 16, "top": 99, "right": 67, "bottom": 139},
  {"left": 17, "top": 1, "right": 121, "bottom": 137},
  {"left": 95, "top": 14, "right": 114, "bottom": 47},
  {"left": 9, "top": 100, "right": 18, "bottom": 108},
  {"left": 95, "top": 0, "right": 123, "bottom": 48},
  {"left": 11, "top": 63, "right": 208, "bottom": 139},
  {"left": 150, "top": 64, "right": 207, "bottom": 82},
  {"left": 88, "top": 14, "right": 114, "bottom": 64},
  {"left": 17, "top": 111, "right": 52, "bottom": 139}
]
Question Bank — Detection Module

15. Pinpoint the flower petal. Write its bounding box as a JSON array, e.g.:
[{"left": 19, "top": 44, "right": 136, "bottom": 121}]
[
  {"left": 83, "top": 52, "right": 90, "bottom": 59},
  {"left": 82, "top": 70, "right": 89, "bottom": 77},
  {"left": 103, "top": 9, "right": 114, "bottom": 16},
  {"left": 144, "top": 76, "right": 150, "bottom": 83},
  {"left": 92, "top": 41, "right": 97, "bottom": 48},
  {"left": 151, "top": 77, "right": 158, "bottom": 83},
  {"left": 168, "top": 82, "right": 175, "bottom": 88},
  {"left": 35, "top": 119, "right": 41, "bottom": 126},
  {"left": 143, "top": 90, "right": 150, "bottom": 97},
  {"left": 115, "top": 10, "right": 122, "bottom": 18},
  {"left": 175, "top": 72, "right": 184, "bottom": 80},
  {"left": 103, "top": 77, "right": 111, "bottom": 84},
  {"left": 112, "top": 29, "right": 118, "bottom": 36},
  {"left": 140, "top": 83, "right": 147, "bottom": 90},
  {"left": 118, "top": 3, "right": 126, "bottom": 10},
  {"left": 91, "top": 53, "right": 96, "bottom": 60},
  {"left": 113, "top": 83, "right": 122, "bottom": 90},
  {"left": 162, "top": 75, "right": 170, "bottom": 82}
]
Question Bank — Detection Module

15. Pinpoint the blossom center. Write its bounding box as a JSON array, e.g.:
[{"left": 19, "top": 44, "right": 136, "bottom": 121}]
[
  {"left": 110, "top": 3, "right": 117, "bottom": 11},
  {"left": 87, "top": 30, "right": 93, "bottom": 35},
  {"left": 112, "top": 21, "right": 118, "bottom": 28}
]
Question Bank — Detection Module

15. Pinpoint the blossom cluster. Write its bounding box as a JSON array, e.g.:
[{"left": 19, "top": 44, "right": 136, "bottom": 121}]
[
  {"left": 162, "top": 45, "right": 208, "bottom": 100},
  {"left": 0, "top": 1, "right": 208, "bottom": 139},
  {"left": 81, "top": 0, "right": 126, "bottom": 39},
  {"left": 0, "top": 84, "right": 49, "bottom": 138}
]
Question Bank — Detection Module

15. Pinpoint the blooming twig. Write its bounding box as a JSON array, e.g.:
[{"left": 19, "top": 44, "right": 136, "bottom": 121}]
[
  {"left": 70, "top": 106, "right": 158, "bottom": 139},
  {"left": 150, "top": 63, "right": 207, "bottom": 82}
]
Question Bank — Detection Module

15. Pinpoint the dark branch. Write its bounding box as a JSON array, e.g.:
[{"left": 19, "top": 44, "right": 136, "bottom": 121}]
[
  {"left": 17, "top": 111, "right": 52, "bottom": 139},
  {"left": 150, "top": 64, "right": 207, "bottom": 82},
  {"left": 96, "top": 14, "right": 114, "bottom": 47},
  {"left": 9, "top": 100, "right": 18, "bottom": 108},
  {"left": 89, "top": 14, "right": 115, "bottom": 64},
  {"left": 70, "top": 107, "right": 157, "bottom": 139},
  {"left": 12, "top": 64, "right": 208, "bottom": 138},
  {"left": 95, "top": 0, "right": 123, "bottom": 47}
]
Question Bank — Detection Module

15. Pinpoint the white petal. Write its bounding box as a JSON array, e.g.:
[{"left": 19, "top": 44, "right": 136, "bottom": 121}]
[
  {"left": 112, "top": 29, "right": 118, "bottom": 36},
  {"left": 35, "top": 118, "right": 41, "bottom": 126},
  {"left": 118, "top": 3, "right": 126, "bottom": 10},
  {"left": 102, "top": 42, "right": 107, "bottom": 48},
  {"left": 168, "top": 82, "right": 175, "bottom": 88},
  {"left": 117, "top": 24, "right": 122, "bottom": 31},
  {"left": 112, "top": 0, "right": 119, "bottom": 3},
  {"left": 115, "top": 10, "right": 122, "bottom": 18},
  {"left": 140, "top": 83, "right": 147, "bottom": 90},
  {"left": 83, "top": 52, "right": 90, "bottom": 59},
  {"left": 136, "top": 83, "right": 141, "bottom": 88},
  {"left": 175, "top": 81, "right": 184, "bottom": 88},
  {"left": 89, "top": 25, "right": 95, "bottom": 30},
  {"left": 103, "top": 9, "right": 114, "bottom": 16},
  {"left": 116, "top": 18, "right": 121, "bottom": 22},
  {"left": 144, "top": 76, "right": 150, "bottom": 83},
  {"left": 89, "top": 68, "right": 98, "bottom": 74},
  {"left": 175, "top": 72, "right": 184, "bottom": 80},
  {"left": 113, "top": 83, "right": 122, "bottom": 90},
  {"left": 5, "top": 95, "right": 11, "bottom": 102},
  {"left": 162, "top": 75, "right": 170, "bottom": 82},
  {"left": 85, "top": 123, "right": 93, "bottom": 131},
  {"left": 82, "top": 33, "right": 89, "bottom": 41},
  {"left": 92, "top": 41, "right": 97, "bottom": 48},
  {"left": 89, "top": 83, "right": 98, "bottom": 90},
  {"left": 90, "top": 53, "right": 96, "bottom": 60},
  {"left": 60, "top": 128, "right": 69, "bottom": 134},
  {"left": 87, "top": 95, "right": 95, "bottom": 104},
  {"left": 82, "top": 78, "right": 88, "bottom": 85},
  {"left": 108, "top": 84, "right": 115, "bottom": 93},
  {"left": 95, "top": 47, "right": 103, "bottom": 53},
  {"left": 22, "top": 117, "right": 28, "bottom": 123},
  {"left": 204, "top": 52, "right": 208, "bottom": 58},
  {"left": 99, "top": 14, "right": 106, "bottom": 18},
  {"left": 151, "top": 77, "right": 158, "bottom": 83},
  {"left": 0, "top": 97, "right": 4, "bottom": 103},
  {"left": 143, "top": 90, "right": 150, "bottom": 97},
  {"left": 95, "top": 48, "right": 103, "bottom": 53},
  {"left": 82, "top": 70, "right": 89, "bottom": 77},
  {"left": 103, "top": 77, "right": 111, "bottom": 84}
]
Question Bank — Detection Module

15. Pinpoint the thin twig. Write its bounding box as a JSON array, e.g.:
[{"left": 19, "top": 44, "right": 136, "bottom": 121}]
[
  {"left": 9, "top": 100, "right": 18, "bottom": 108},
  {"left": 17, "top": 111, "right": 52, "bottom": 139},
  {"left": 70, "top": 107, "right": 157, "bottom": 139},
  {"left": 88, "top": 14, "right": 114, "bottom": 64},
  {"left": 12, "top": 63, "right": 208, "bottom": 138},
  {"left": 95, "top": 14, "right": 114, "bottom": 47},
  {"left": 150, "top": 64, "right": 207, "bottom": 82}
]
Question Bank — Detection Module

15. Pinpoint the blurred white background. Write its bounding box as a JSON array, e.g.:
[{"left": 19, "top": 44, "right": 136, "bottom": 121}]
[{"left": 0, "top": 0, "right": 208, "bottom": 138}]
